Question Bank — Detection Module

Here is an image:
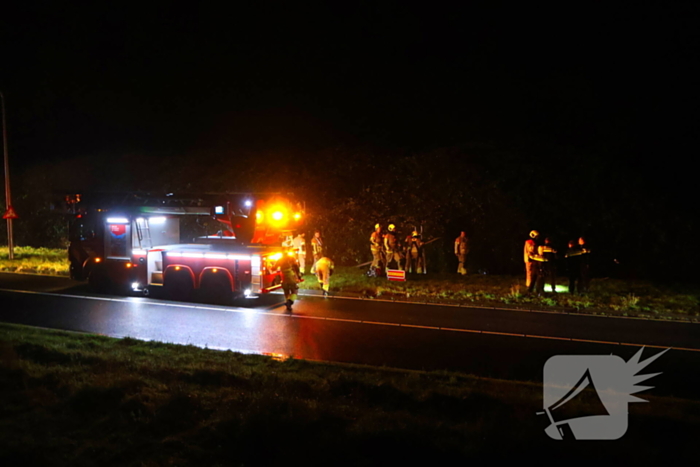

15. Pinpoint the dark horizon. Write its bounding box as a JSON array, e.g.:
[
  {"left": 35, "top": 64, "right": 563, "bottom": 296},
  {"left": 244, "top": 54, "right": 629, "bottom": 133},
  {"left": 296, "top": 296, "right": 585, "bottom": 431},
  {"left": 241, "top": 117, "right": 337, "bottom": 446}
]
[{"left": 2, "top": 4, "right": 697, "bottom": 165}]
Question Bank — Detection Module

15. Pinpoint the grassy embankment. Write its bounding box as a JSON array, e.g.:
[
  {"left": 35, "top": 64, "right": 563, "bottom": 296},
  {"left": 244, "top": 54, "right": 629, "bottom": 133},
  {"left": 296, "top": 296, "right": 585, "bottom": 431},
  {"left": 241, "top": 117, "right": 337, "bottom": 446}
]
[
  {"left": 0, "top": 246, "right": 69, "bottom": 276},
  {"left": 1, "top": 246, "right": 699, "bottom": 320},
  {"left": 1, "top": 323, "right": 698, "bottom": 465},
  {"left": 299, "top": 267, "right": 700, "bottom": 321}
]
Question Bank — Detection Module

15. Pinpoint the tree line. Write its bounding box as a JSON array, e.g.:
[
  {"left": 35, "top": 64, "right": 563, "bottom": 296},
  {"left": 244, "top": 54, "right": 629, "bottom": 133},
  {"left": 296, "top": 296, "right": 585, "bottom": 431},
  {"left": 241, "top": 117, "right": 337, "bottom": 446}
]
[{"left": 2, "top": 141, "right": 696, "bottom": 282}]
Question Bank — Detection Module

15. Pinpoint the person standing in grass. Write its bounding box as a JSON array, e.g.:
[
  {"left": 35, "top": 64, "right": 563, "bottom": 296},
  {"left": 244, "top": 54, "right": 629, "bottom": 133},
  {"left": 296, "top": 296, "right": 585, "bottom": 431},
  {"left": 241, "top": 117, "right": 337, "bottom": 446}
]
[
  {"left": 293, "top": 232, "right": 306, "bottom": 274},
  {"left": 384, "top": 224, "right": 403, "bottom": 270},
  {"left": 524, "top": 230, "right": 544, "bottom": 293},
  {"left": 369, "top": 223, "right": 384, "bottom": 273},
  {"left": 454, "top": 231, "right": 469, "bottom": 275},
  {"left": 315, "top": 256, "right": 334, "bottom": 297},
  {"left": 542, "top": 237, "right": 558, "bottom": 293},
  {"left": 310, "top": 230, "right": 324, "bottom": 274},
  {"left": 406, "top": 231, "right": 424, "bottom": 274}
]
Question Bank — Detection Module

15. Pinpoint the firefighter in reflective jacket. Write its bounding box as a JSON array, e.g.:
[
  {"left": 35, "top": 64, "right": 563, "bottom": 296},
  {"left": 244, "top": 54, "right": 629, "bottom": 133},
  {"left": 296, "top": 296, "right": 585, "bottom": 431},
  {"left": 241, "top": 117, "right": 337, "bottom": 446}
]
[
  {"left": 454, "top": 231, "right": 469, "bottom": 275},
  {"left": 315, "top": 256, "right": 335, "bottom": 297},
  {"left": 405, "top": 231, "right": 424, "bottom": 273},
  {"left": 276, "top": 251, "right": 302, "bottom": 311},
  {"left": 524, "top": 230, "right": 546, "bottom": 293},
  {"left": 310, "top": 230, "right": 324, "bottom": 274},
  {"left": 384, "top": 224, "right": 403, "bottom": 270},
  {"left": 293, "top": 233, "right": 306, "bottom": 274},
  {"left": 541, "top": 237, "right": 557, "bottom": 293},
  {"left": 370, "top": 224, "right": 384, "bottom": 271}
]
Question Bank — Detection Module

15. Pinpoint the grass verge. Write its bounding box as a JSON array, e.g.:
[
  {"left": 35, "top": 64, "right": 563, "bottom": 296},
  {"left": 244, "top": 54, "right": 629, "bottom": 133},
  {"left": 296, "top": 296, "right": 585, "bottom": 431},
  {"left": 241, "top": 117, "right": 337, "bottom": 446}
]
[
  {"left": 0, "top": 246, "right": 69, "bottom": 276},
  {"left": 299, "top": 266, "right": 700, "bottom": 321},
  {"left": 1, "top": 323, "right": 698, "bottom": 465}
]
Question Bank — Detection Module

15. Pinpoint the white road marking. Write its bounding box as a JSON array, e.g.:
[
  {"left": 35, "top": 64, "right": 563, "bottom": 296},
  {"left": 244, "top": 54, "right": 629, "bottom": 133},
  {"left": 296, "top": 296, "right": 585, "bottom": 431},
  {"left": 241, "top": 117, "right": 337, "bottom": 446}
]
[{"left": 1, "top": 287, "right": 698, "bottom": 352}]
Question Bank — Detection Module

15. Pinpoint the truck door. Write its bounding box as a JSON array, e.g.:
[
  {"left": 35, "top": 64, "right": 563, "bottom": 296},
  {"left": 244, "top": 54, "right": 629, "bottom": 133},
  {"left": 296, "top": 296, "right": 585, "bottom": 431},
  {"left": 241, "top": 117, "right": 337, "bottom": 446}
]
[{"left": 105, "top": 218, "right": 131, "bottom": 260}]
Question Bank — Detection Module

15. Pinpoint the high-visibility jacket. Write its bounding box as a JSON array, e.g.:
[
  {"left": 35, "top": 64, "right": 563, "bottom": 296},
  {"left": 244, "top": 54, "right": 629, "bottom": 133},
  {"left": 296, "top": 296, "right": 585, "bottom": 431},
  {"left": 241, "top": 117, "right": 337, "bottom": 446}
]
[
  {"left": 276, "top": 255, "right": 300, "bottom": 284},
  {"left": 312, "top": 236, "right": 324, "bottom": 257},
  {"left": 384, "top": 231, "right": 398, "bottom": 252},
  {"left": 370, "top": 231, "right": 382, "bottom": 253},
  {"left": 455, "top": 236, "right": 469, "bottom": 255},
  {"left": 293, "top": 235, "right": 306, "bottom": 254}
]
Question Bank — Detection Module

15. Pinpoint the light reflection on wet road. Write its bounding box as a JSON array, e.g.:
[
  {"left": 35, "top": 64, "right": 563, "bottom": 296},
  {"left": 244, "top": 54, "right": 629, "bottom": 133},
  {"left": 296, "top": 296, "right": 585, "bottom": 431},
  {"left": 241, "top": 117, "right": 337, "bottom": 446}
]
[{"left": 1, "top": 272, "right": 700, "bottom": 398}]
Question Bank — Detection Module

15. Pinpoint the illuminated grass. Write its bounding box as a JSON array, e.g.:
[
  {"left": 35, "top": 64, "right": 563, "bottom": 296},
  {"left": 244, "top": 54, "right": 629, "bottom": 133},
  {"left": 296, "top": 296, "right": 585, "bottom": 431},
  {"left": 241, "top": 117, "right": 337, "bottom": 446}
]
[
  {"left": 0, "top": 323, "right": 698, "bottom": 464},
  {"left": 300, "top": 267, "right": 700, "bottom": 320},
  {"left": 0, "top": 246, "right": 69, "bottom": 275}
]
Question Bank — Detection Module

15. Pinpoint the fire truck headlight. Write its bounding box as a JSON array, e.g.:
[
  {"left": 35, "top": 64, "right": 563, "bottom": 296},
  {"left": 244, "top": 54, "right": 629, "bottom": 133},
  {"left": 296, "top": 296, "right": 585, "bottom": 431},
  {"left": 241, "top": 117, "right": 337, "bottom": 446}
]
[
  {"left": 131, "top": 282, "right": 140, "bottom": 291},
  {"left": 244, "top": 288, "right": 252, "bottom": 297}
]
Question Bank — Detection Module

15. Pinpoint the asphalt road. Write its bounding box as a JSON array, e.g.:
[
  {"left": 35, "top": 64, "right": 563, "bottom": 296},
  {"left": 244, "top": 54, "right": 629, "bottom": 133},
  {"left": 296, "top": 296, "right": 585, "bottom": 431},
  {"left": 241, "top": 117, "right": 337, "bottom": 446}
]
[{"left": 1, "top": 272, "right": 699, "bottom": 399}]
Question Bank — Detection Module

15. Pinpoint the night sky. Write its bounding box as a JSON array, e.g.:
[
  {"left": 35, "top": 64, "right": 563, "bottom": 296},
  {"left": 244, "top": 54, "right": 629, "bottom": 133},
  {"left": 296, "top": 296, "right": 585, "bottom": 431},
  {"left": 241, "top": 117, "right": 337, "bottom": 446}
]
[{"left": 3, "top": 3, "right": 698, "bottom": 165}]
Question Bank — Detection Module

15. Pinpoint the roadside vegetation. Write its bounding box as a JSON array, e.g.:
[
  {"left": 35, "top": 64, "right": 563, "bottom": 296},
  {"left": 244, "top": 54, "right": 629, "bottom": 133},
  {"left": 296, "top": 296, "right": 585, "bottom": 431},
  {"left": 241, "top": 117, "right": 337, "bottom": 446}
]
[
  {"left": 1, "top": 247, "right": 699, "bottom": 321},
  {"left": 300, "top": 266, "right": 700, "bottom": 321},
  {"left": 0, "top": 246, "right": 69, "bottom": 275},
  {"left": 1, "top": 323, "right": 698, "bottom": 465}
]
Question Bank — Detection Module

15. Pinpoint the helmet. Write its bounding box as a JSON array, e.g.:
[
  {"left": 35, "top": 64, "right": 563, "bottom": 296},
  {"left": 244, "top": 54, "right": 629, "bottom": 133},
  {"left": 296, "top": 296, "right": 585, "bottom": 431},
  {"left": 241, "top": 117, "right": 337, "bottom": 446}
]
[
  {"left": 388, "top": 224, "right": 395, "bottom": 232},
  {"left": 529, "top": 230, "right": 539, "bottom": 238},
  {"left": 375, "top": 223, "right": 380, "bottom": 229},
  {"left": 412, "top": 231, "right": 419, "bottom": 237}
]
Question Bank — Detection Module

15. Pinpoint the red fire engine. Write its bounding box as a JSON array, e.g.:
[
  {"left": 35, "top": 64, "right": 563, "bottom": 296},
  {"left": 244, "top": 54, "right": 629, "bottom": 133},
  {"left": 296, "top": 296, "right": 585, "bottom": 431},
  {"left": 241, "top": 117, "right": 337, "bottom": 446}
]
[{"left": 66, "top": 193, "right": 304, "bottom": 302}]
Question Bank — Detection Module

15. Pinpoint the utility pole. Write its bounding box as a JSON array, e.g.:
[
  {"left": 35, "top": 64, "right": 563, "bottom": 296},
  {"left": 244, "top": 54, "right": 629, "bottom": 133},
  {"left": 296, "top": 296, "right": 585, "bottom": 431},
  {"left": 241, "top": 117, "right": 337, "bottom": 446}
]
[{"left": 1, "top": 91, "right": 15, "bottom": 260}]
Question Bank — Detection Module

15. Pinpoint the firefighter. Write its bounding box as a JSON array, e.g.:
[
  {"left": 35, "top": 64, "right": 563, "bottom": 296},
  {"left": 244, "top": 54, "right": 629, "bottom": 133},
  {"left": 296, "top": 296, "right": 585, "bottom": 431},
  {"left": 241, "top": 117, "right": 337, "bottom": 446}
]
[
  {"left": 315, "top": 256, "right": 335, "bottom": 297},
  {"left": 542, "top": 237, "right": 558, "bottom": 293},
  {"left": 384, "top": 224, "right": 403, "bottom": 270},
  {"left": 454, "top": 231, "right": 469, "bottom": 275},
  {"left": 310, "top": 230, "right": 324, "bottom": 274},
  {"left": 405, "top": 231, "right": 424, "bottom": 273},
  {"left": 293, "top": 232, "right": 306, "bottom": 274},
  {"left": 524, "top": 230, "right": 545, "bottom": 293},
  {"left": 275, "top": 250, "right": 302, "bottom": 311},
  {"left": 369, "top": 223, "right": 384, "bottom": 274}
]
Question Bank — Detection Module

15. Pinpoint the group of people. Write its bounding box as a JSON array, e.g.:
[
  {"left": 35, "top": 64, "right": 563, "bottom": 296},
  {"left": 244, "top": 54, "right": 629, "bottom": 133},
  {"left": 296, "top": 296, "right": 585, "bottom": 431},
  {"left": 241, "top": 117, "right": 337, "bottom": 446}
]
[
  {"left": 277, "top": 230, "right": 334, "bottom": 311},
  {"left": 370, "top": 223, "right": 426, "bottom": 275},
  {"left": 524, "top": 230, "right": 591, "bottom": 295}
]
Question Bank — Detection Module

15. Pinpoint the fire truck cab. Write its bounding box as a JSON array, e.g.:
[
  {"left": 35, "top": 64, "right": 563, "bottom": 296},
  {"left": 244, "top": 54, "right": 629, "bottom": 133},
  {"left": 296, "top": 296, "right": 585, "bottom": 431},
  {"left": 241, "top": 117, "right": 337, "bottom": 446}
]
[{"left": 66, "top": 193, "right": 303, "bottom": 302}]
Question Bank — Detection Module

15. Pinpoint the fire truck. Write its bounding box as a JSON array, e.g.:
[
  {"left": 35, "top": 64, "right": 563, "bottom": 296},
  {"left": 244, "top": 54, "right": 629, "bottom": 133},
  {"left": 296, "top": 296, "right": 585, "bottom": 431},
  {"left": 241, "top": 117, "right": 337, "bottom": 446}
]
[{"left": 66, "top": 192, "right": 304, "bottom": 302}]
